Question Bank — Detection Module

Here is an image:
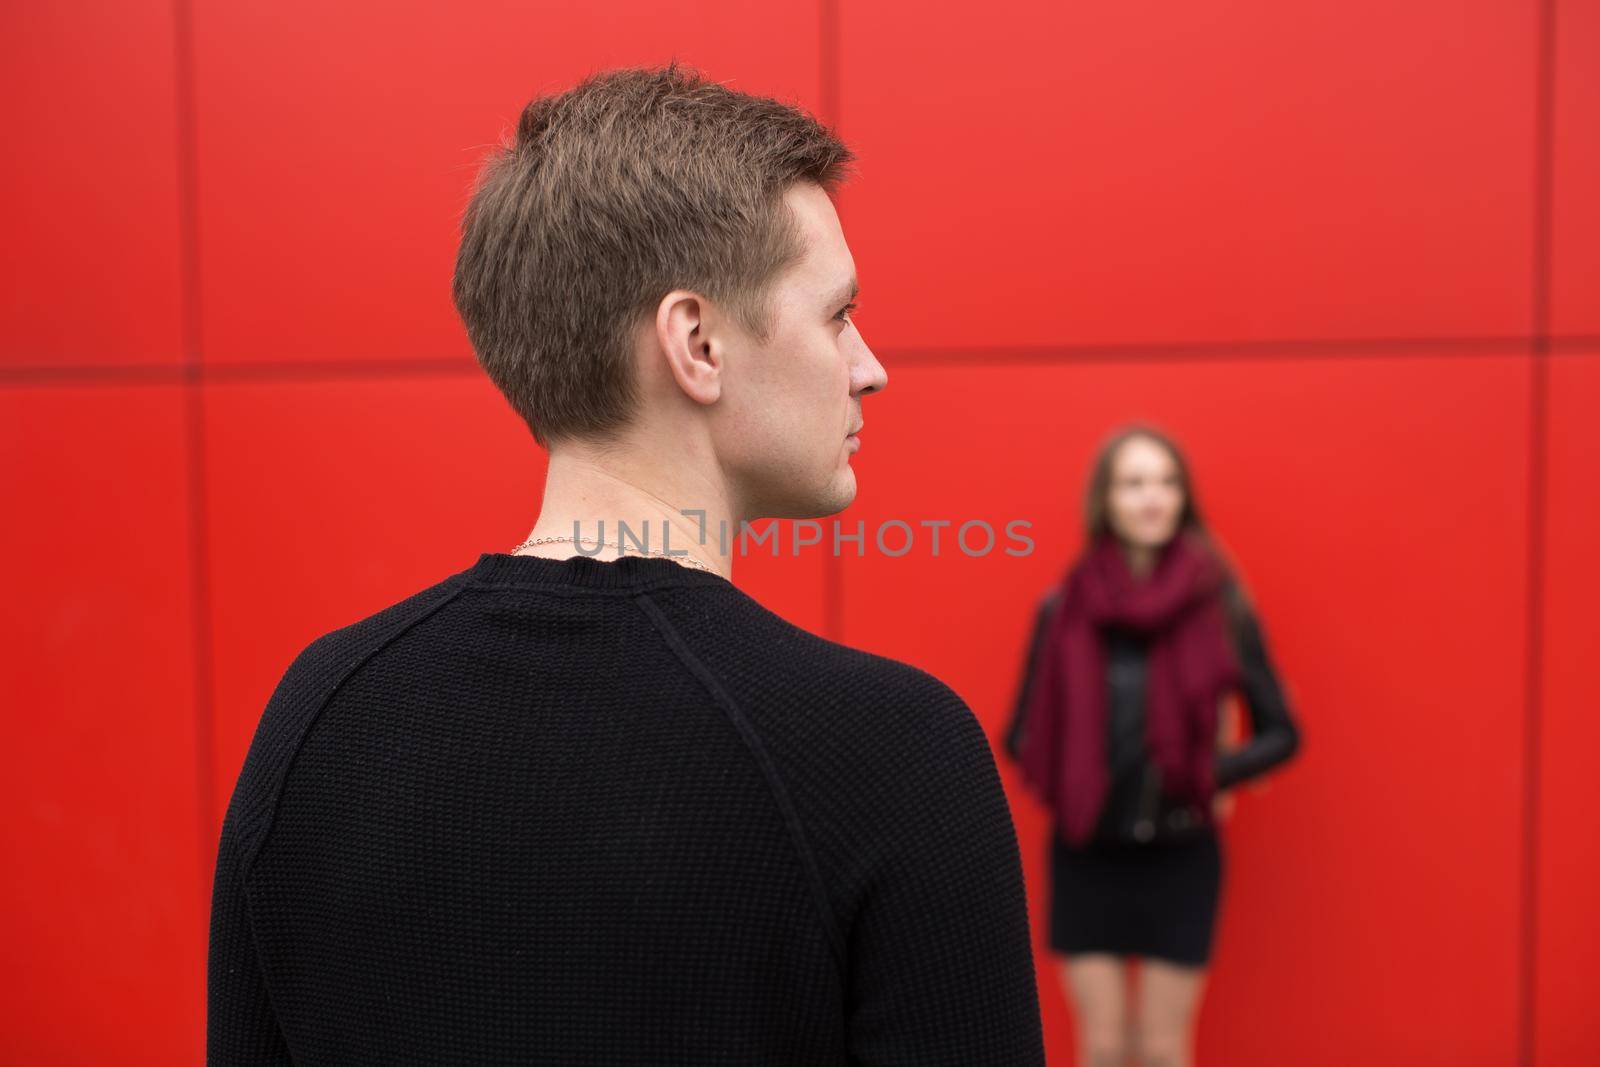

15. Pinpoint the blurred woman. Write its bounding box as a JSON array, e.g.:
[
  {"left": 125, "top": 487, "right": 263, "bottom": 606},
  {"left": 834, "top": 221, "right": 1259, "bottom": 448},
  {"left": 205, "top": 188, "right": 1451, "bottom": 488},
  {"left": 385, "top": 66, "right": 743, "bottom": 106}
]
[{"left": 1006, "top": 423, "right": 1301, "bottom": 1067}]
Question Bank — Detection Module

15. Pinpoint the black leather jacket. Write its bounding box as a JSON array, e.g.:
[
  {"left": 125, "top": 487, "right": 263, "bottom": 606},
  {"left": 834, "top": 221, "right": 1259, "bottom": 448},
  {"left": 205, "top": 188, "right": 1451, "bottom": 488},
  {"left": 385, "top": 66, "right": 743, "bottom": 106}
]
[{"left": 1004, "top": 577, "right": 1301, "bottom": 845}]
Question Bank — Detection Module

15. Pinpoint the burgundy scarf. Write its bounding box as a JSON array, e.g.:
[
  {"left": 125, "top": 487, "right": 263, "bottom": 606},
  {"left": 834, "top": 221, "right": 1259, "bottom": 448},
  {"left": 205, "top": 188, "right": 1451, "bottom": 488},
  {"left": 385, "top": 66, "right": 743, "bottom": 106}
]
[{"left": 1016, "top": 529, "right": 1242, "bottom": 846}]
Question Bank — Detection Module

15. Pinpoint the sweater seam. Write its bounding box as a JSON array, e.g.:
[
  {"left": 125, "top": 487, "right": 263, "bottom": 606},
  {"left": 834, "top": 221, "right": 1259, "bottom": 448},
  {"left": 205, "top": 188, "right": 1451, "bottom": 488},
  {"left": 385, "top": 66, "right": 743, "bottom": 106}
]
[
  {"left": 628, "top": 589, "right": 848, "bottom": 982},
  {"left": 236, "top": 860, "right": 300, "bottom": 1059},
  {"left": 237, "top": 579, "right": 471, "bottom": 883}
]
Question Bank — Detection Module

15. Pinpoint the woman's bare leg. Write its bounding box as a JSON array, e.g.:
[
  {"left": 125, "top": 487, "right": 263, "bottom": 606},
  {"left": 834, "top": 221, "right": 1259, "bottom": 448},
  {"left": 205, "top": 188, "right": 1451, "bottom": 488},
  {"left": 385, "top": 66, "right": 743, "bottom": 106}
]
[
  {"left": 1134, "top": 958, "right": 1208, "bottom": 1067},
  {"left": 1062, "top": 953, "right": 1133, "bottom": 1067}
]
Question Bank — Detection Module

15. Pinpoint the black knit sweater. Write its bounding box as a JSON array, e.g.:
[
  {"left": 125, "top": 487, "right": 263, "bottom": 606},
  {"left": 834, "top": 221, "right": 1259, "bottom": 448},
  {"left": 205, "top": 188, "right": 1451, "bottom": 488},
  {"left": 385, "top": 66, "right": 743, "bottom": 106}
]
[{"left": 207, "top": 551, "right": 1046, "bottom": 1065}]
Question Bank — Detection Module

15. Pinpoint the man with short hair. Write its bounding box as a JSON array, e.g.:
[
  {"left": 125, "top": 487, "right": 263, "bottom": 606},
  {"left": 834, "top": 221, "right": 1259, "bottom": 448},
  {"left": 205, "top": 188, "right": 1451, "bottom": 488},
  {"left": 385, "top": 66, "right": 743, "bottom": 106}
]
[{"left": 208, "top": 61, "right": 1045, "bottom": 1064}]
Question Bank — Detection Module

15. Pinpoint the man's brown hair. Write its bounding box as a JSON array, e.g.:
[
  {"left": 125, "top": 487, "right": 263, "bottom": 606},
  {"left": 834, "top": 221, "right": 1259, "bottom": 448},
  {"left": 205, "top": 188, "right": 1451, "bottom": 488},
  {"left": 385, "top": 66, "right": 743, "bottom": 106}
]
[{"left": 451, "top": 60, "right": 857, "bottom": 448}]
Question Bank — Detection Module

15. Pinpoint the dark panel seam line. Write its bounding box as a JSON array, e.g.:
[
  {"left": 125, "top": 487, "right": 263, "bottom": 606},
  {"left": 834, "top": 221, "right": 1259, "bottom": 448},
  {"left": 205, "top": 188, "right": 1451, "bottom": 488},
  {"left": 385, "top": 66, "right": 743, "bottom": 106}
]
[
  {"left": 173, "top": 0, "right": 202, "bottom": 376},
  {"left": 1520, "top": 0, "right": 1557, "bottom": 1060},
  {"left": 820, "top": 0, "right": 843, "bottom": 645},
  {"left": 14, "top": 337, "right": 1600, "bottom": 387},
  {"left": 1521, "top": 350, "right": 1547, "bottom": 1067},
  {"left": 171, "top": 0, "right": 216, "bottom": 914},
  {"left": 185, "top": 369, "right": 216, "bottom": 905},
  {"left": 630, "top": 590, "right": 849, "bottom": 981},
  {"left": 883, "top": 338, "right": 1535, "bottom": 365},
  {"left": 823, "top": 550, "right": 843, "bottom": 644},
  {"left": 187, "top": 358, "right": 479, "bottom": 381},
  {"left": 820, "top": 0, "right": 840, "bottom": 136}
]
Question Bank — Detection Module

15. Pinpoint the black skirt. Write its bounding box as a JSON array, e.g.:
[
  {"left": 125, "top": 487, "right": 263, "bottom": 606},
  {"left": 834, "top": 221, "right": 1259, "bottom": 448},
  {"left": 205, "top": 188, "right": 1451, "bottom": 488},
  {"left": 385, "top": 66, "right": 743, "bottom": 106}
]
[{"left": 1049, "top": 824, "right": 1223, "bottom": 966}]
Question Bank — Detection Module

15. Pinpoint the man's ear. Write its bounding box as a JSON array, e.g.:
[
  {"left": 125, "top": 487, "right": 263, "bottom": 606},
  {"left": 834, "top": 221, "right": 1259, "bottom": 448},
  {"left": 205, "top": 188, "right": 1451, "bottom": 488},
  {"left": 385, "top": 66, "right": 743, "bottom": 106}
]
[{"left": 653, "top": 289, "right": 722, "bottom": 406}]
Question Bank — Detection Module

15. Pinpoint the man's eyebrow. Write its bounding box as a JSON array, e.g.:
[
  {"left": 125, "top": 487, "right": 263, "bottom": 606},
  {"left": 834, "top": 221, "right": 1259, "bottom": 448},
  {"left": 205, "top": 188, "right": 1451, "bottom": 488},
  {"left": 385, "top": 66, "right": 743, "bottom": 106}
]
[{"left": 824, "top": 277, "right": 859, "bottom": 308}]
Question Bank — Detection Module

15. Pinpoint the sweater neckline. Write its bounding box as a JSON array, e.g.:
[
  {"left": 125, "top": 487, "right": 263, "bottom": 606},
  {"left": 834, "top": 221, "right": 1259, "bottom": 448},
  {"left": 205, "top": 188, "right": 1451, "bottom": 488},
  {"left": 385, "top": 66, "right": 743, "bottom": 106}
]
[{"left": 464, "top": 551, "right": 732, "bottom": 591}]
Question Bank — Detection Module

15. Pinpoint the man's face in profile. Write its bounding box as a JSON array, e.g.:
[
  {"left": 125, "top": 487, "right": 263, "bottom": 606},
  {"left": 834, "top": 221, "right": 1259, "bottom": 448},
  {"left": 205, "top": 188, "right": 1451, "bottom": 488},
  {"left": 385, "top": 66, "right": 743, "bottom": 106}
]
[{"left": 715, "top": 181, "right": 887, "bottom": 521}]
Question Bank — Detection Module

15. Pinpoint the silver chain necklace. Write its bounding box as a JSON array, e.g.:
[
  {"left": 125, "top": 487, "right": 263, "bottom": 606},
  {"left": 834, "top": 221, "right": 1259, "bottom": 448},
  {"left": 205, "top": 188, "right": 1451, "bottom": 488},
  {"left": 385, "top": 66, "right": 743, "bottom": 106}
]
[{"left": 510, "top": 533, "right": 716, "bottom": 575}]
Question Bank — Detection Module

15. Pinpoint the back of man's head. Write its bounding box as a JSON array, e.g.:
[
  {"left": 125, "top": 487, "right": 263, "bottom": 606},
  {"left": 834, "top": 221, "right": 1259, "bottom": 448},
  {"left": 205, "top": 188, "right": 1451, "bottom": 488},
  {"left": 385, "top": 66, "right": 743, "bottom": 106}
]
[{"left": 451, "top": 61, "right": 857, "bottom": 451}]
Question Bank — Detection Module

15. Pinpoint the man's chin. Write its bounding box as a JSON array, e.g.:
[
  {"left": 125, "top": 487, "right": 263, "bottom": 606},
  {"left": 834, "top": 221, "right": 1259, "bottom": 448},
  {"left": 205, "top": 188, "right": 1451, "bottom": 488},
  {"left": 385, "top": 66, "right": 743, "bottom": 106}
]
[
  {"left": 761, "top": 472, "right": 857, "bottom": 521},
  {"left": 814, "top": 468, "right": 858, "bottom": 517}
]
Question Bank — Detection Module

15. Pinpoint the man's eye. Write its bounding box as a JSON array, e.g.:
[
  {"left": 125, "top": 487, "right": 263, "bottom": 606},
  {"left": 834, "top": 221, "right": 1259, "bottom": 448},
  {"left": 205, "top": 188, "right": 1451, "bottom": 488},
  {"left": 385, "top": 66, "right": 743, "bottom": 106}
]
[{"left": 834, "top": 301, "right": 858, "bottom": 324}]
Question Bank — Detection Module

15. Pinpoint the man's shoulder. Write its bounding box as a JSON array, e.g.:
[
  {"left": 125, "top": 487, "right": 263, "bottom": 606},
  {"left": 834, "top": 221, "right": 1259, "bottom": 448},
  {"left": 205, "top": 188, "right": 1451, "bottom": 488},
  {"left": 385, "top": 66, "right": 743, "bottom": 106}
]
[
  {"left": 694, "top": 593, "right": 1001, "bottom": 817},
  {"left": 285, "top": 569, "right": 470, "bottom": 680},
  {"left": 663, "top": 584, "right": 1001, "bottom": 849},
  {"left": 224, "top": 569, "right": 470, "bottom": 847},
  {"left": 674, "top": 583, "right": 975, "bottom": 728},
  {"left": 256, "top": 567, "right": 470, "bottom": 742}
]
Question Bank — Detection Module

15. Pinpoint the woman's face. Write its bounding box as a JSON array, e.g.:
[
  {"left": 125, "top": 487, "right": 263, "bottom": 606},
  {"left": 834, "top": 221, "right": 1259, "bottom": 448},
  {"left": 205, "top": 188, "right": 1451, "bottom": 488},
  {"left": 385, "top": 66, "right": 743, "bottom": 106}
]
[{"left": 1106, "top": 436, "right": 1185, "bottom": 550}]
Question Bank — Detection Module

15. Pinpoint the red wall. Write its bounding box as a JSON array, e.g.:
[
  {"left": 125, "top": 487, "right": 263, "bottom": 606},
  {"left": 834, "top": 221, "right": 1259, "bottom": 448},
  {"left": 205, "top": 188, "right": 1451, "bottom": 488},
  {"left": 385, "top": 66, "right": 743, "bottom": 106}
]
[{"left": 2, "top": 2, "right": 1594, "bottom": 1063}]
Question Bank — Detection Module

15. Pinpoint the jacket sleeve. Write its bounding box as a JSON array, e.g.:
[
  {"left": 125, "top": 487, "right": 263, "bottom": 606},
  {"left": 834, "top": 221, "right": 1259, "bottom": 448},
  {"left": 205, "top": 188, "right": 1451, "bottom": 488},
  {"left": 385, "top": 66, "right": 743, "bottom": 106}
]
[
  {"left": 1004, "top": 592, "right": 1060, "bottom": 764},
  {"left": 845, "top": 676, "right": 1046, "bottom": 1066},
  {"left": 207, "top": 814, "right": 295, "bottom": 1065},
  {"left": 1214, "top": 593, "right": 1302, "bottom": 791}
]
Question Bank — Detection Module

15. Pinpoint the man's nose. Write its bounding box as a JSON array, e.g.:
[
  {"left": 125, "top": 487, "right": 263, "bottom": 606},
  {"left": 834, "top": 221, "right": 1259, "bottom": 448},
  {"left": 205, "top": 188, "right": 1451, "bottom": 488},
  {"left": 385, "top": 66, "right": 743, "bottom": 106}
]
[{"left": 852, "top": 337, "right": 887, "bottom": 396}]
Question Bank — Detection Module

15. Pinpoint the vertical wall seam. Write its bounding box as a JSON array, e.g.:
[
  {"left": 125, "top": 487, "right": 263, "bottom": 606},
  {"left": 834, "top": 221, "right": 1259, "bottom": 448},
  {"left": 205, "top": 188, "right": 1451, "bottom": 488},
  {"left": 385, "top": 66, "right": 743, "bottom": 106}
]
[
  {"left": 1521, "top": 0, "right": 1557, "bottom": 1062},
  {"left": 819, "top": 0, "right": 844, "bottom": 641},
  {"left": 819, "top": 0, "right": 839, "bottom": 135},
  {"left": 172, "top": 0, "right": 215, "bottom": 912}
]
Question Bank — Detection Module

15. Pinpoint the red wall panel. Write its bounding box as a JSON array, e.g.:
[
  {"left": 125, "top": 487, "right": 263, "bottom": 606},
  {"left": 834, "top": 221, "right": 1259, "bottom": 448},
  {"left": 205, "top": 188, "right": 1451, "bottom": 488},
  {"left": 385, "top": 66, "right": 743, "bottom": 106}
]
[
  {"left": 838, "top": 0, "right": 1537, "bottom": 350},
  {"left": 0, "top": 387, "right": 205, "bottom": 1064},
  {"left": 190, "top": 0, "right": 823, "bottom": 366},
  {"left": 0, "top": 2, "right": 184, "bottom": 368},
  {"left": 1534, "top": 352, "right": 1600, "bottom": 1065},
  {"left": 834, "top": 355, "right": 1530, "bottom": 1064}
]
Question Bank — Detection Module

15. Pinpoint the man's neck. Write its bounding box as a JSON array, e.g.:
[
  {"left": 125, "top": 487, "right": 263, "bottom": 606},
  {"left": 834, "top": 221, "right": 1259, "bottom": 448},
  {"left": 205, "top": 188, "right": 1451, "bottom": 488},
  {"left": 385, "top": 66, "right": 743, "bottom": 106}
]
[{"left": 518, "top": 442, "right": 736, "bottom": 578}]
